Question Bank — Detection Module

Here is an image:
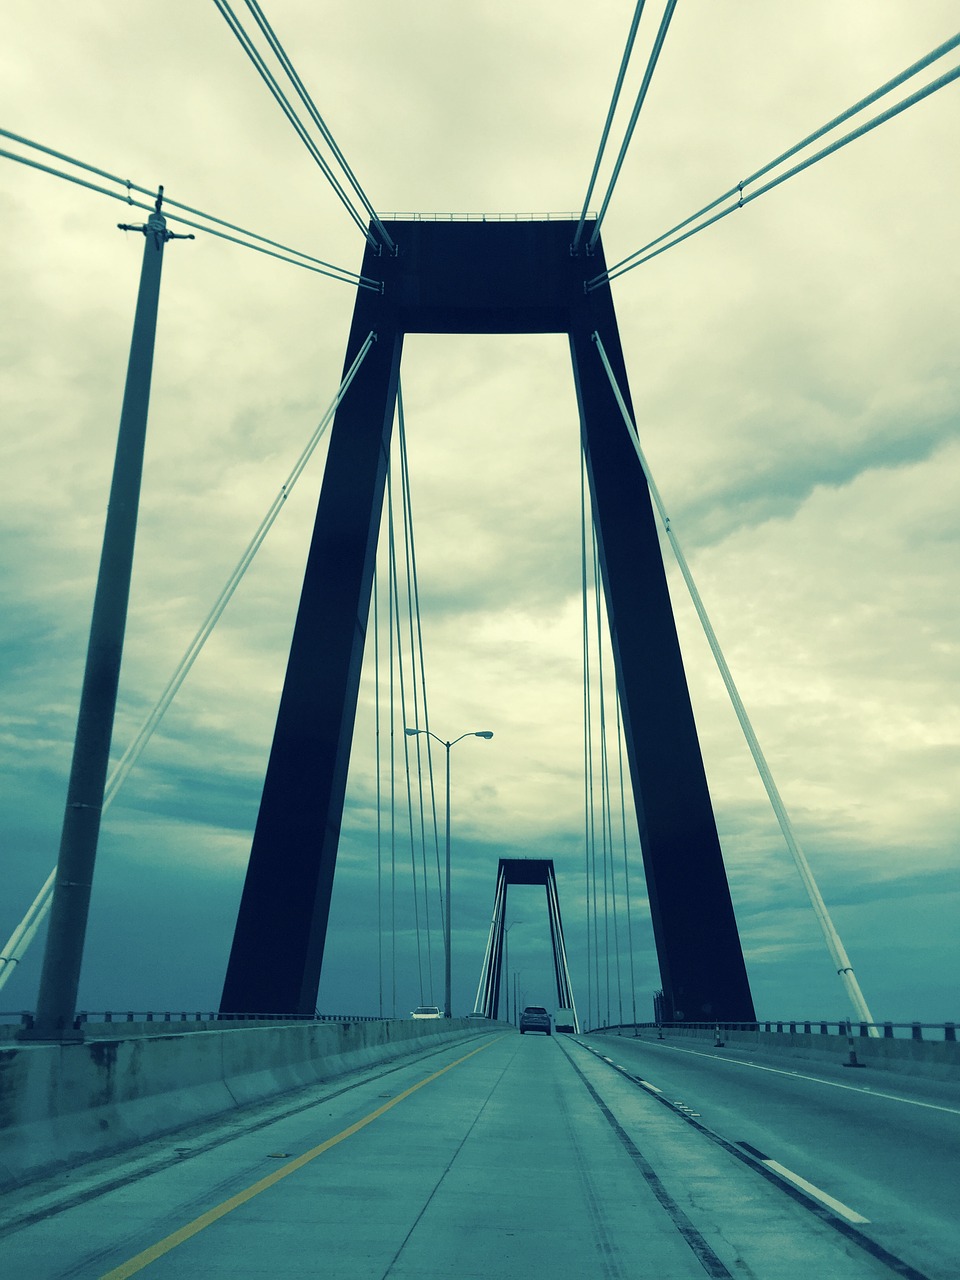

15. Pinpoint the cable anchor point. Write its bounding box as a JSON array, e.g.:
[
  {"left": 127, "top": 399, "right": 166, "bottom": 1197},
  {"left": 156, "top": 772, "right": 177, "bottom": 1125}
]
[{"left": 737, "top": 180, "right": 745, "bottom": 209}]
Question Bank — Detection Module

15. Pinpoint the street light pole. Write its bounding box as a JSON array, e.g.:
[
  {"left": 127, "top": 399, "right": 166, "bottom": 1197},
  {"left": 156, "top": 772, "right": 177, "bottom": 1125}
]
[
  {"left": 504, "top": 920, "right": 523, "bottom": 1024},
  {"left": 405, "top": 727, "right": 493, "bottom": 1018}
]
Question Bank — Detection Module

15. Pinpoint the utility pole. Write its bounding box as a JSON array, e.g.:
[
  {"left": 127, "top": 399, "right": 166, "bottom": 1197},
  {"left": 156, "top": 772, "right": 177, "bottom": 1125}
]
[{"left": 20, "top": 191, "right": 191, "bottom": 1042}]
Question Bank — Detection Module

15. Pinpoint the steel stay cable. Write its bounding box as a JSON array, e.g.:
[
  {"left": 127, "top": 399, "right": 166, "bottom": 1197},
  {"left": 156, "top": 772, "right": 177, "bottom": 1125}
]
[
  {"left": 580, "top": 447, "right": 600, "bottom": 1030},
  {"left": 242, "top": 0, "right": 395, "bottom": 252},
  {"left": 591, "top": 331, "right": 877, "bottom": 1030},
  {"left": 595, "top": 32, "right": 960, "bottom": 282},
  {"left": 0, "top": 334, "right": 376, "bottom": 994},
  {"left": 397, "top": 388, "right": 438, "bottom": 1000},
  {"left": 572, "top": 0, "right": 647, "bottom": 252},
  {"left": 387, "top": 469, "right": 399, "bottom": 1018},
  {"left": 143, "top": 203, "right": 382, "bottom": 289},
  {"left": 0, "top": 127, "right": 379, "bottom": 286},
  {"left": 396, "top": 384, "right": 446, "bottom": 944},
  {"left": 547, "top": 874, "right": 582, "bottom": 1032},
  {"left": 592, "top": 530, "right": 613, "bottom": 1027},
  {"left": 601, "top": 62, "right": 960, "bottom": 286},
  {"left": 374, "top": 562, "right": 384, "bottom": 1019},
  {"left": 615, "top": 692, "right": 639, "bottom": 1030},
  {"left": 0, "top": 139, "right": 378, "bottom": 290},
  {"left": 0, "top": 870, "right": 55, "bottom": 984},
  {"left": 591, "top": 44, "right": 960, "bottom": 287},
  {"left": 0, "top": 126, "right": 144, "bottom": 189},
  {"left": 588, "top": 0, "right": 679, "bottom": 251},
  {"left": 580, "top": 450, "right": 592, "bottom": 1031},
  {"left": 597, "top": 606, "right": 624, "bottom": 1030},
  {"left": 213, "top": 0, "right": 377, "bottom": 246},
  {"left": 386, "top": 462, "right": 426, "bottom": 1004},
  {"left": 104, "top": 332, "right": 377, "bottom": 808}
]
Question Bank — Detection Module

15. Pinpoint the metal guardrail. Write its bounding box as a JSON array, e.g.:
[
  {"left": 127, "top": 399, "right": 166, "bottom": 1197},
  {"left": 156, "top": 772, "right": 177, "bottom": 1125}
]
[
  {"left": 591, "top": 1020, "right": 958, "bottom": 1042},
  {"left": 3, "top": 1009, "right": 385, "bottom": 1030},
  {"left": 6, "top": 1010, "right": 954, "bottom": 1041}
]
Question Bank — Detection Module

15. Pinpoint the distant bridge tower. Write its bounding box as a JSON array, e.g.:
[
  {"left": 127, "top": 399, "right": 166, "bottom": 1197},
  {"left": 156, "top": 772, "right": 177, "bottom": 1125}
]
[
  {"left": 475, "top": 858, "right": 579, "bottom": 1030},
  {"left": 219, "top": 218, "right": 756, "bottom": 1026}
]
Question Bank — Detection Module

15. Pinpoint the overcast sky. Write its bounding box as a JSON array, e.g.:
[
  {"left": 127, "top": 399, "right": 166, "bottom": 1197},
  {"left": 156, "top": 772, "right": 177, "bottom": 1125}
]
[{"left": 1, "top": 2, "right": 957, "bottom": 1026}]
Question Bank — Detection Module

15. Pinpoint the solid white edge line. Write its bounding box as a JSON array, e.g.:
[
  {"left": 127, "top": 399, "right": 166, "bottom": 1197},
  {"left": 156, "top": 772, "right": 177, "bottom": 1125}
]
[
  {"left": 583, "top": 1041, "right": 873, "bottom": 1229},
  {"left": 763, "top": 1160, "right": 870, "bottom": 1224},
  {"left": 656, "top": 1042, "right": 960, "bottom": 1116}
]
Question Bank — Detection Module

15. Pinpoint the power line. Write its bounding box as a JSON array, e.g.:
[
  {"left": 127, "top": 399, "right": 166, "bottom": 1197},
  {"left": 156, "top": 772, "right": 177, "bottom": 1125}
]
[
  {"left": 589, "top": 36, "right": 960, "bottom": 288},
  {"left": 214, "top": 0, "right": 391, "bottom": 251},
  {"left": 0, "top": 129, "right": 381, "bottom": 290},
  {"left": 571, "top": 0, "right": 647, "bottom": 253},
  {"left": 587, "top": 0, "right": 680, "bottom": 252}
]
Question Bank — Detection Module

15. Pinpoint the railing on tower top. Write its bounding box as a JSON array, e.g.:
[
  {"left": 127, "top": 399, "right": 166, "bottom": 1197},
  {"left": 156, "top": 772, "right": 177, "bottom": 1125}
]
[{"left": 381, "top": 211, "right": 596, "bottom": 223}]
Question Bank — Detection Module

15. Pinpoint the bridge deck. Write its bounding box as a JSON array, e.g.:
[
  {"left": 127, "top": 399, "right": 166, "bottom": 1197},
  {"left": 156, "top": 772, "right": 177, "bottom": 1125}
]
[{"left": 1, "top": 1031, "right": 955, "bottom": 1278}]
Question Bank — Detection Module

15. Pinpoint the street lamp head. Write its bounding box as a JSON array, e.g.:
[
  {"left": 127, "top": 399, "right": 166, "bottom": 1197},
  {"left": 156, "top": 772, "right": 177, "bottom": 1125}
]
[
  {"left": 404, "top": 727, "right": 420, "bottom": 736},
  {"left": 475, "top": 731, "right": 494, "bottom": 739}
]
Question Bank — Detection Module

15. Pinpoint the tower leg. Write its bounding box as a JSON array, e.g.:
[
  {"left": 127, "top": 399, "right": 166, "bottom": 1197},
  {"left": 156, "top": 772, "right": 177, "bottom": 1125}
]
[
  {"left": 569, "top": 305, "right": 755, "bottom": 1023},
  {"left": 220, "top": 291, "right": 402, "bottom": 1015}
]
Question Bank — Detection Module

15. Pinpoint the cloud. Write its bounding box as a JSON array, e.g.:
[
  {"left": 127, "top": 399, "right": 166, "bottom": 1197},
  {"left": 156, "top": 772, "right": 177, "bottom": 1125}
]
[{"left": 1, "top": 2, "right": 958, "bottom": 1029}]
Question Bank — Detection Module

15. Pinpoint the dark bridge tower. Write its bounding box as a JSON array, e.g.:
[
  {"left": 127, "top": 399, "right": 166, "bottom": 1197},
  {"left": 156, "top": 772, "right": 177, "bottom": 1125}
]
[
  {"left": 220, "top": 219, "right": 755, "bottom": 1024},
  {"left": 476, "top": 858, "right": 580, "bottom": 1029}
]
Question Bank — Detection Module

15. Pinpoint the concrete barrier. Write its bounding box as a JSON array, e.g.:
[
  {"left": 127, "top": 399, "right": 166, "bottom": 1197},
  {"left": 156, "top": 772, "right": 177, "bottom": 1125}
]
[
  {"left": 0, "top": 1018, "right": 499, "bottom": 1189},
  {"left": 598, "top": 1024, "right": 960, "bottom": 1082}
]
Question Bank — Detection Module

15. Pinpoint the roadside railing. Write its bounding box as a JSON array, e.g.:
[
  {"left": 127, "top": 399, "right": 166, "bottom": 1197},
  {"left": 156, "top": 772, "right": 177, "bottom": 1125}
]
[
  {"left": 590, "top": 1020, "right": 958, "bottom": 1042},
  {"left": 2, "top": 1009, "right": 385, "bottom": 1031}
]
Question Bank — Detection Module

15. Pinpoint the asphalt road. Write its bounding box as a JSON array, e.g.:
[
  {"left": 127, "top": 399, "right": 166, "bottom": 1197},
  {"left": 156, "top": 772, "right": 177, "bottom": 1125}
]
[
  {"left": 586, "top": 1030, "right": 960, "bottom": 1280},
  {"left": 0, "top": 1030, "right": 945, "bottom": 1279}
]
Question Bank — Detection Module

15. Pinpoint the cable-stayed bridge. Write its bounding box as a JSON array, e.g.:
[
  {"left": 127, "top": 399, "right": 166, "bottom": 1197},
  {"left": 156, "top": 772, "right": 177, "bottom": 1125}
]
[{"left": 1, "top": 5, "right": 958, "bottom": 1277}]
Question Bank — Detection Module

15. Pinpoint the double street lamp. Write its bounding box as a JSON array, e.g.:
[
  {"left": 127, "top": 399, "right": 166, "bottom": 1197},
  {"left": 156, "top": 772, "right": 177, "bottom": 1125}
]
[{"left": 405, "top": 727, "right": 493, "bottom": 1018}]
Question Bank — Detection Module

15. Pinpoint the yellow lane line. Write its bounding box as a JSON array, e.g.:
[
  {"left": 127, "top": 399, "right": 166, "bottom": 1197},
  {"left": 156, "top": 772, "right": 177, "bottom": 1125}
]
[{"left": 100, "top": 1035, "right": 505, "bottom": 1279}]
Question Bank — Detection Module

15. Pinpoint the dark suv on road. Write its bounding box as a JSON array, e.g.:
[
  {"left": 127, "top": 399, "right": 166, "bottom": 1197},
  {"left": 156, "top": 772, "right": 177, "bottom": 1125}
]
[{"left": 519, "top": 1006, "right": 551, "bottom": 1035}]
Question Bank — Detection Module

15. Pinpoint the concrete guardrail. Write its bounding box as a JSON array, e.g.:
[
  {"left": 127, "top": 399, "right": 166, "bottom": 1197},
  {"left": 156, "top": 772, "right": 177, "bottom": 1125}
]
[
  {"left": 595, "top": 1022, "right": 960, "bottom": 1081},
  {"left": 0, "top": 1017, "right": 499, "bottom": 1188}
]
